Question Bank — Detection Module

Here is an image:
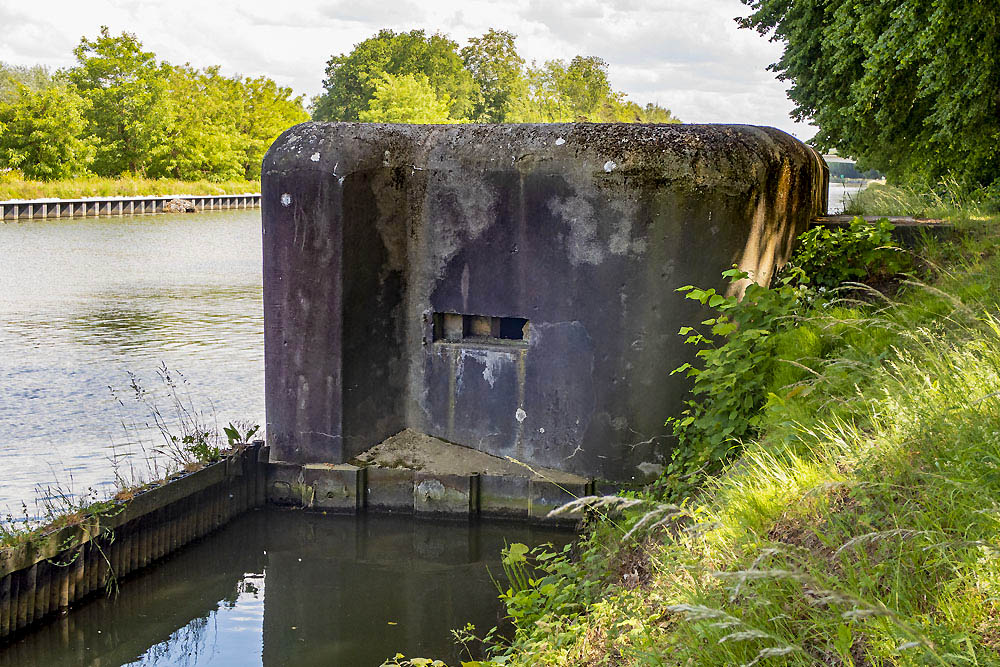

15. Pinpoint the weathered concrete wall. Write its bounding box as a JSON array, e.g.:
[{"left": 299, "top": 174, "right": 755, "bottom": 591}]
[{"left": 262, "top": 123, "right": 827, "bottom": 481}]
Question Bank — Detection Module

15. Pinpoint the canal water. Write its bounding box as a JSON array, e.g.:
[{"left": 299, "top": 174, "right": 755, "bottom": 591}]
[
  {"left": 0, "top": 509, "right": 572, "bottom": 665},
  {"left": 0, "top": 210, "right": 265, "bottom": 517}
]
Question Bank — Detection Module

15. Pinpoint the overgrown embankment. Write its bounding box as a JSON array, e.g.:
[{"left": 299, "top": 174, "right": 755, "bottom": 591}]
[
  {"left": 391, "top": 189, "right": 1000, "bottom": 666},
  {"left": 0, "top": 175, "right": 259, "bottom": 201}
]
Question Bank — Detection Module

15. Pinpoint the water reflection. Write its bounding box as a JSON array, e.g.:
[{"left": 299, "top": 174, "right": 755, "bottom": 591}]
[{"left": 0, "top": 510, "right": 571, "bottom": 667}]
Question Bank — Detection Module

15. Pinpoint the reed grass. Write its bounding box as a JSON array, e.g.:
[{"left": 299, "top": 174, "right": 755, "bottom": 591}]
[{"left": 0, "top": 172, "right": 259, "bottom": 200}]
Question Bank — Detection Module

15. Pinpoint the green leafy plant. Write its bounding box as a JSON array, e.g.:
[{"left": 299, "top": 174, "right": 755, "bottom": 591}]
[
  {"left": 787, "top": 217, "right": 910, "bottom": 290},
  {"left": 223, "top": 421, "right": 260, "bottom": 446},
  {"left": 657, "top": 267, "right": 805, "bottom": 499}
]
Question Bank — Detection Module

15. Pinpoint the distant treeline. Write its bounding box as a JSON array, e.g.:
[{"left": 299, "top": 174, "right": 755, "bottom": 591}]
[
  {"left": 0, "top": 27, "right": 678, "bottom": 184},
  {"left": 0, "top": 27, "right": 309, "bottom": 182},
  {"left": 312, "top": 28, "right": 680, "bottom": 125}
]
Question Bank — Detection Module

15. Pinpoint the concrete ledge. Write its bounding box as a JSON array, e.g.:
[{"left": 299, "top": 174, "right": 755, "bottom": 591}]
[
  {"left": 414, "top": 473, "right": 476, "bottom": 517},
  {"left": 302, "top": 464, "right": 363, "bottom": 512},
  {"left": 479, "top": 475, "right": 531, "bottom": 519},
  {"left": 267, "top": 461, "right": 592, "bottom": 525},
  {"left": 366, "top": 468, "right": 415, "bottom": 513}
]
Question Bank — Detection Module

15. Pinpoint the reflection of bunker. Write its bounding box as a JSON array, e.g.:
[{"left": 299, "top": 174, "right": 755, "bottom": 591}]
[{"left": 262, "top": 123, "right": 827, "bottom": 482}]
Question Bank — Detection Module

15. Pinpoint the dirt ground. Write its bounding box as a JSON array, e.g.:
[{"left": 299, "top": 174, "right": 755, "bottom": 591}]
[{"left": 352, "top": 429, "right": 587, "bottom": 484}]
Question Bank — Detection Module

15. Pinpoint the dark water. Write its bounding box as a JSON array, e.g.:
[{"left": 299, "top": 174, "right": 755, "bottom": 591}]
[
  {"left": 0, "top": 510, "right": 571, "bottom": 666},
  {"left": 0, "top": 210, "right": 264, "bottom": 516}
]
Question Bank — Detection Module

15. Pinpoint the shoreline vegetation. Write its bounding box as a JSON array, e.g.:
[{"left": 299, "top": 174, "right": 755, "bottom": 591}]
[
  {"left": 386, "top": 186, "right": 1000, "bottom": 666},
  {"left": 0, "top": 175, "right": 260, "bottom": 201}
]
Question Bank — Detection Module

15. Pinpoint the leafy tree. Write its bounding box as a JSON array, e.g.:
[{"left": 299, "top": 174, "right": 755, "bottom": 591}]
[
  {"left": 152, "top": 66, "right": 307, "bottom": 181},
  {"left": 312, "top": 29, "right": 473, "bottom": 122},
  {"left": 236, "top": 76, "right": 309, "bottom": 179},
  {"left": 509, "top": 56, "right": 678, "bottom": 124},
  {"left": 461, "top": 29, "right": 525, "bottom": 122},
  {"left": 0, "top": 63, "right": 58, "bottom": 104},
  {"left": 68, "top": 27, "right": 171, "bottom": 176},
  {"left": 358, "top": 73, "right": 456, "bottom": 123},
  {"left": 612, "top": 101, "right": 680, "bottom": 124},
  {"left": 739, "top": 0, "right": 1000, "bottom": 188},
  {"left": 0, "top": 84, "right": 92, "bottom": 179},
  {"left": 152, "top": 65, "right": 244, "bottom": 181}
]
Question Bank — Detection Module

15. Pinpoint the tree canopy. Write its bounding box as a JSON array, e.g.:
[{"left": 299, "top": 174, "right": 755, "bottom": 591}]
[
  {"left": 312, "top": 29, "right": 474, "bottom": 122},
  {"left": 0, "top": 27, "right": 308, "bottom": 182},
  {"left": 313, "top": 28, "right": 679, "bottom": 125},
  {"left": 739, "top": 0, "right": 1000, "bottom": 189},
  {"left": 358, "top": 73, "right": 456, "bottom": 123}
]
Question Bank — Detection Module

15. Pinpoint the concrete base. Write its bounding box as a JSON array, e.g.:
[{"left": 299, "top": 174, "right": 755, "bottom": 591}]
[{"left": 266, "top": 431, "right": 603, "bottom": 524}]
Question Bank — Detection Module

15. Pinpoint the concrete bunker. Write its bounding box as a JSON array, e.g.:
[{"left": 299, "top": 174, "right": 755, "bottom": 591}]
[{"left": 262, "top": 122, "right": 827, "bottom": 485}]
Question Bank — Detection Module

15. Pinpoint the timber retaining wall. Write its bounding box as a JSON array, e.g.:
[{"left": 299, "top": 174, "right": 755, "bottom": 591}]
[
  {"left": 0, "top": 444, "right": 267, "bottom": 645},
  {"left": 0, "top": 194, "right": 260, "bottom": 221}
]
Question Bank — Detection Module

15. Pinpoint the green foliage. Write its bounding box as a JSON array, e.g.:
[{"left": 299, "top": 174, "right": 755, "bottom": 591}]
[
  {"left": 223, "top": 422, "right": 260, "bottom": 446},
  {"left": 314, "top": 28, "right": 680, "bottom": 126},
  {"left": 658, "top": 268, "right": 806, "bottom": 499},
  {"left": 0, "top": 27, "right": 306, "bottom": 182},
  {"left": 172, "top": 428, "right": 222, "bottom": 464},
  {"left": 738, "top": 0, "right": 1000, "bottom": 190},
  {"left": 510, "top": 56, "right": 680, "bottom": 124},
  {"left": 151, "top": 65, "right": 307, "bottom": 181},
  {"left": 0, "top": 62, "right": 58, "bottom": 103},
  {"left": 0, "top": 84, "right": 92, "bottom": 179},
  {"left": 359, "top": 73, "right": 457, "bottom": 123},
  {"left": 845, "top": 180, "right": 1000, "bottom": 219},
  {"left": 787, "top": 217, "right": 911, "bottom": 290},
  {"left": 460, "top": 29, "right": 525, "bottom": 123},
  {"left": 312, "top": 29, "right": 473, "bottom": 122},
  {"left": 68, "top": 26, "right": 171, "bottom": 176}
]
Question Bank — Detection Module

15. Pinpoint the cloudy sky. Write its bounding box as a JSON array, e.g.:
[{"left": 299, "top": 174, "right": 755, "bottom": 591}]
[{"left": 0, "top": 0, "right": 812, "bottom": 139}]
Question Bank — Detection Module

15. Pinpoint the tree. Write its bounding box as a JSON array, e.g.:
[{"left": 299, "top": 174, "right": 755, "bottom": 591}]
[
  {"left": 236, "top": 75, "right": 309, "bottom": 179},
  {"left": 739, "top": 0, "right": 1000, "bottom": 188},
  {"left": 0, "top": 85, "right": 92, "bottom": 179},
  {"left": 0, "top": 63, "right": 58, "bottom": 104},
  {"left": 151, "top": 65, "right": 244, "bottom": 181},
  {"left": 507, "top": 56, "right": 679, "bottom": 124},
  {"left": 312, "top": 29, "right": 474, "bottom": 122},
  {"left": 460, "top": 29, "right": 525, "bottom": 122},
  {"left": 68, "top": 27, "right": 171, "bottom": 176},
  {"left": 358, "top": 73, "right": 456, "bottom": 123}
]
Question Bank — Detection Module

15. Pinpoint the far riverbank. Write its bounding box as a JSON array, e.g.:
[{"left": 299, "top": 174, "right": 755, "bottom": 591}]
[{"left": 0, "top": 175, "right": 260, "bottom": 201}]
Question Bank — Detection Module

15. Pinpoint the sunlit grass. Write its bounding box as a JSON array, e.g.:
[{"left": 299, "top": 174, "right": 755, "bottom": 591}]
[{"left": 0, "top": 172, "right": 260, "bottom": 200}]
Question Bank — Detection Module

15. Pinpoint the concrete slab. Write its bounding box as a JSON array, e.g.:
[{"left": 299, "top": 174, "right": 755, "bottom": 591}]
[
  {"left": 267, "top": 462, "right": 306, "bottom": 506},
  {"left": 479, "top": 474, "right": 530, "bottom": 519},
  {"left": 366, "top": 468, "right": 415, "bottom": 513},
  {"left": 413, "top": 473, "right": 475, "bottom": 517},
  {"left": 302, "top": 464, "right": 363, "bottom": 512}
]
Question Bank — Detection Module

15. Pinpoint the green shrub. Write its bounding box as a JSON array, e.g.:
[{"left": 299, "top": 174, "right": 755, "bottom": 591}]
[
  {"left": 787, "top": 217, "right": 910, "bottom": 290},
  {"left": 656, "top": 267, "right": 805, "bottom": 499}
]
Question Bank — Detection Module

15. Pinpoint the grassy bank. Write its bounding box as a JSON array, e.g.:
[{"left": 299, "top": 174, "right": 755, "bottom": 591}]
[
  {"left": 392, "top": 199, "right": 1000, "bottom": 665},
  {"left": 0, "top": 174, "right": 259, "bottom": 200}
]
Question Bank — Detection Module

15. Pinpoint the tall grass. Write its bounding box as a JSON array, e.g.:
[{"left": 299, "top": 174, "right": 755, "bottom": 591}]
[
  {"left": 0, "top": 172, "right": 259, "bottom": 200},
  {"left": 844, "top": 179, "right": 999, "bottom": 220}
]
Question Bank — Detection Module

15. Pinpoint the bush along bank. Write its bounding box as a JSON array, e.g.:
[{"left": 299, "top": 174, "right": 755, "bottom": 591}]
[{"left": 386, "top": 209, "right": 1000, "bottom": 666}]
